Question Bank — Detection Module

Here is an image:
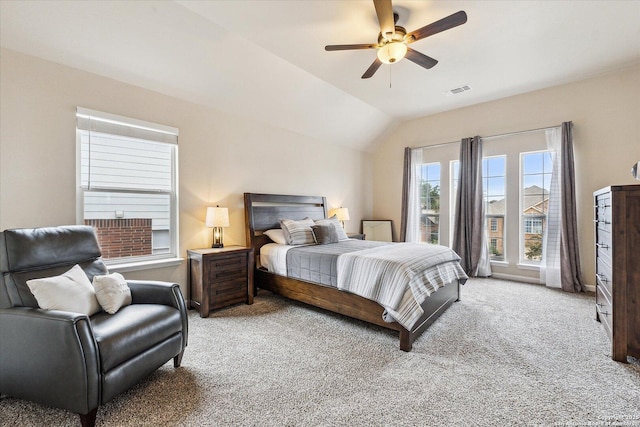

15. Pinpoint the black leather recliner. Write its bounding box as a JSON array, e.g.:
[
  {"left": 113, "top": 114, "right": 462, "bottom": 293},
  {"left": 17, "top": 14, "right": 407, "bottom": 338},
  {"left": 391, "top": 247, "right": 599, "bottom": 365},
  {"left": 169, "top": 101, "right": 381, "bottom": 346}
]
[{"left": 0, "top": 225, "right": 188, "bottom": 427}]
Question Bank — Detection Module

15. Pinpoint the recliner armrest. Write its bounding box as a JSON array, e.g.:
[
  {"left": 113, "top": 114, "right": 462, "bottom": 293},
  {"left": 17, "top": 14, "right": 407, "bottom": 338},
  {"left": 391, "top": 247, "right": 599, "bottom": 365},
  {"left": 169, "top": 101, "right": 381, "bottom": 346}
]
[
  {"left": 127, "top": 280, "right": 188, "bottom": 348},
  {"left": 0, "top": 307, "right": 100, "bottom": 415},
  {"left": 127, "top": 280, "right": 180, "bottom": 306}
]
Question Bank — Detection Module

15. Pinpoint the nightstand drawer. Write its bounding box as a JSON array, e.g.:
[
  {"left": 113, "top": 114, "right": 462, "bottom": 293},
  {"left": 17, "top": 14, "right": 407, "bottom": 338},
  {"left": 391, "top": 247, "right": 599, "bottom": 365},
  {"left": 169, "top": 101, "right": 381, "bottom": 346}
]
[
  {"left": 209, "top": 258, "right": 247, "bottom": 282},
  {"left": 210, "top": 278, "right": 248, "bottom": 309},
  {"left": 209, "top": 254, "right": 246, "bottom": 271}
]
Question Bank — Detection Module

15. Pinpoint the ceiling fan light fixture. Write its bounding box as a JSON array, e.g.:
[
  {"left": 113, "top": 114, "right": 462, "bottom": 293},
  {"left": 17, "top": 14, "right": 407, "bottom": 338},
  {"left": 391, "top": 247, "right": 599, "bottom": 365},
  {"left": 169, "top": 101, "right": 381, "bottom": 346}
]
[{"left": 376, "top": 41, "right": 407, "bottom": 64}]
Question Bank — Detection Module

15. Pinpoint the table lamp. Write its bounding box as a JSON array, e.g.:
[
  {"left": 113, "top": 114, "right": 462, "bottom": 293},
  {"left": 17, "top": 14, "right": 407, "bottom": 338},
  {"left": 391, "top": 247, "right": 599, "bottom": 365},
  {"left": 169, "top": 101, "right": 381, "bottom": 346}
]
[{"left": 205, "top": 206, "right": 229, "bottom": 248}]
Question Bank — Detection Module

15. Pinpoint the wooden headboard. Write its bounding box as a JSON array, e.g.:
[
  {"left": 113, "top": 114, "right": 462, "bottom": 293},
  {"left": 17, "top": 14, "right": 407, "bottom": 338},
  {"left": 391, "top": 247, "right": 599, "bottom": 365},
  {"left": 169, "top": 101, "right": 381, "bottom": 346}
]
[{"left": 244, "top": 193, "right": 327, "bottom": 260}]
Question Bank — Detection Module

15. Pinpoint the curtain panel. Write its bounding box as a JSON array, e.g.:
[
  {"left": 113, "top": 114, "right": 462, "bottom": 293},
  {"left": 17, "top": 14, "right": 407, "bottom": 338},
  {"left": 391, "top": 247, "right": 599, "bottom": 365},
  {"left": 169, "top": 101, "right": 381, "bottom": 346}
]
[
  {"left": 400, "top": 147, "right": 422, "bottom": 243},
  {"left": 452, "top": 136, "right": 491, "bottom": 277},
  {"left": 541, "top": 122, "right": 584, "bottom": 292},
  {"left": 559, "top": 122, "right": 585, "bottom": 292}
]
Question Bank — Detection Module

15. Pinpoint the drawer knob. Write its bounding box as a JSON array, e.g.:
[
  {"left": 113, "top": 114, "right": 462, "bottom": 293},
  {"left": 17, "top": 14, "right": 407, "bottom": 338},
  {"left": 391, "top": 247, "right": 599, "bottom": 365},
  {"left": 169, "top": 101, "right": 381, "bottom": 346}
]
[
  {"left": 595, "top": 243, "right": 609, "bottom": 249},
  {"left": 595, "top": 303, "right": 610, "bottom": 316},
  {"left": 596, "top": 273, "right": 609, "bottom": 283}
]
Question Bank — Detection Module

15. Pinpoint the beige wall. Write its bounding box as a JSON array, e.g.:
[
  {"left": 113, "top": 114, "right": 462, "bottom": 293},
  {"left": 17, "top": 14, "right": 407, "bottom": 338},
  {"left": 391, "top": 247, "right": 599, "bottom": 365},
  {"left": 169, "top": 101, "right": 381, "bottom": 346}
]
[
  {"left": 0, "top": 48, "right": 372, "bottom": 294},
  {"left": 372, "top": 64, "right": 640, "bottom": 287}
]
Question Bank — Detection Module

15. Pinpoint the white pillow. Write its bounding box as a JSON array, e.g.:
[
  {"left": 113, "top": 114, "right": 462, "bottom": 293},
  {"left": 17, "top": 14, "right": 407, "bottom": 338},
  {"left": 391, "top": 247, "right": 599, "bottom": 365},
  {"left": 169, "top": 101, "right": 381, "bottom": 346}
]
[
  {"left": 264, "top": 229, "right": 287, "bottom": 245},
  {"left": 92, "top": 272, "right": 132, "bottom": 314},
  {"left": 26, "top": 264, "right": 101, "bottom": 316}
]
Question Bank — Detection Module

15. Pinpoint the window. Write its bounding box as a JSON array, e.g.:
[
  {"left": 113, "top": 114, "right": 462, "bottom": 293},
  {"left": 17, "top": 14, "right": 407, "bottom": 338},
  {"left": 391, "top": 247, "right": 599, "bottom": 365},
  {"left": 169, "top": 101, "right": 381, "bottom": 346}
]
[
  {"left": 521, "top": 151, "right": 552, "bottom": 263},
  {"left": 450, "top": 157, "right": 506, "bottom": 260},
  {"left": 76, "top": 108, "right": 179, "bottom": 265},
  {"left": 419, "top": 162, "right": 441, "bottom": 244},
  {"left": 413, "top": 128, "right": 553, "bottom": 281},
  {"left": 483, "top": 156, "right": 506, "bottom": 261},
  {"left": 524, "top": 218, "right": 543, "bottom": 234}
]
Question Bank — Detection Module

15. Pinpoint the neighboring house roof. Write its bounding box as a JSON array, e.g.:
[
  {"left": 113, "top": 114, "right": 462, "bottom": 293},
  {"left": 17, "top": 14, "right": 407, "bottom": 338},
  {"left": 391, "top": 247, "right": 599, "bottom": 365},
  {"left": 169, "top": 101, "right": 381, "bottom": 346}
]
[{"left": 486, "top": 185, "right": 549, "bottom": 215}]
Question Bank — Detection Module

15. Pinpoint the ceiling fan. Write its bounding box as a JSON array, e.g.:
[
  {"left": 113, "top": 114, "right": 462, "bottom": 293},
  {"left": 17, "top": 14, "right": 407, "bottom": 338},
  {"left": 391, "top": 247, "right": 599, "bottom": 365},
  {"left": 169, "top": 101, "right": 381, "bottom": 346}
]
[{"left": 325, "top": 0, "right": 467, "bottom": 79}]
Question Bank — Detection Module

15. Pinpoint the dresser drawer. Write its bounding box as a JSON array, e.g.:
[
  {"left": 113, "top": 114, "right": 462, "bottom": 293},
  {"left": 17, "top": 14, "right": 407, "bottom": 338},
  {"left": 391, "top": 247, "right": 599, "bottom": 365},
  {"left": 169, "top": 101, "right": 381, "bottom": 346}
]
[
  {"left": 595, "top": 226, "right": 611, "bottom": 257},
  {"left": 595, "top": 256, "right": 613, "bottom": 295},
  {"left": 596, "top": 284, "right": 613, "bottom": 340}
]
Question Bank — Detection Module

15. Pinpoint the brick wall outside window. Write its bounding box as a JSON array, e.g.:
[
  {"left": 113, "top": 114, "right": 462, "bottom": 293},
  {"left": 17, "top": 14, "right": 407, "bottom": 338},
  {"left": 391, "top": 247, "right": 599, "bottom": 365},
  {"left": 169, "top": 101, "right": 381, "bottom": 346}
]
[{"left": 85, "top": 218, "right": 152, "bottom": 259}]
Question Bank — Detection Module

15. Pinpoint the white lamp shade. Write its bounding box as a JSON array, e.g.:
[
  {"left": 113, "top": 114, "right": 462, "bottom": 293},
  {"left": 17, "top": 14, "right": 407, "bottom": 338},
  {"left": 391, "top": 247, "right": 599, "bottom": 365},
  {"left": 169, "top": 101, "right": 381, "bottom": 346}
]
[
  {"left": 376, "top": 42, "right": 407, "bottom": 64},
  {"left": 205, "top": 207, "right": 229, "bottom": 227},
  {"left": 331, "top": 207, "right": 350, "bottom": 221}
]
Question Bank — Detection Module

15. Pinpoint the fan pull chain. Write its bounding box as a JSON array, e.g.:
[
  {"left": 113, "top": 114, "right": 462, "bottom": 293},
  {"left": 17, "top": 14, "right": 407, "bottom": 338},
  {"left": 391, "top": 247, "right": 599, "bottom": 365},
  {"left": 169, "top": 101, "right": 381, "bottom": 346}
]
[{"left": 389, "top": 65, "right": 392, "bottom": 89}]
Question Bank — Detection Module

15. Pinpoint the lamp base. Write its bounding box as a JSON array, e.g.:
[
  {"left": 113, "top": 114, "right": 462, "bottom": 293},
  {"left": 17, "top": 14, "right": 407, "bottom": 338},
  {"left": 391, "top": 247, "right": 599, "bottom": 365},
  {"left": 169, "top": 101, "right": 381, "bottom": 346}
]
[{"left": 212, "top": 227, "right": 224, "bottom": 249}]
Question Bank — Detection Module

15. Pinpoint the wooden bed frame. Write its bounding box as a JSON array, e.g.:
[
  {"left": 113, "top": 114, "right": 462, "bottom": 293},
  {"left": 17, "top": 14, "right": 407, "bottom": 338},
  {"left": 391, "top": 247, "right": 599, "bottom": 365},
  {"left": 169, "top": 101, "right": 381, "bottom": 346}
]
[{"left": 244, "top": 192, "right": 464, "bottom": 351}]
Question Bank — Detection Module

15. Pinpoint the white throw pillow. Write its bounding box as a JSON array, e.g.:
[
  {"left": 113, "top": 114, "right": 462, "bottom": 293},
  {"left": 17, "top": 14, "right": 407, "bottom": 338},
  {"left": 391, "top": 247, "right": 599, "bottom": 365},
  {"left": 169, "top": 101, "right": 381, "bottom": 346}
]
[
  {"left": 264, "top": 229, "right": 287, "bottom": 245},
  {"left": 92, "top": 272, "right": 132, "bottom": 314},
  {"left": 26, "top": 264, "right": 101, "bottom": 316}
]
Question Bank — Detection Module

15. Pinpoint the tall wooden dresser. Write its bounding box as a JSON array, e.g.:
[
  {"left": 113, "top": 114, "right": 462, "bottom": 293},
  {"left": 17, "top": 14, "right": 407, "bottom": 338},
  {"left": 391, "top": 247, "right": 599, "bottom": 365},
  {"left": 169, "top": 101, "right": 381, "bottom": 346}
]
[{"left": 594, "top": 185, "right": 640, "bottom": 362}]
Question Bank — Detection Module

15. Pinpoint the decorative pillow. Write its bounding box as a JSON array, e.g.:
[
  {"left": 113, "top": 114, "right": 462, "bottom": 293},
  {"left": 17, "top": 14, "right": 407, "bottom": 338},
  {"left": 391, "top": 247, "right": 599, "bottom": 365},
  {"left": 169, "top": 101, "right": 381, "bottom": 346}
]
[
  {"left": 264, "top": 228, "right": 287, "bottom": 245},
  {"left": 26, "top": 264, "right": 101, "bottom": 316},
  {"left": 311, "top": 224, "right": 339, "bottom": 245},
  {"left": 314, "top": 216, "right": 349, "bottom": 241},
  {"left": 280, "top": 217, "right": 316, "bottom": 245},
  {"left": 92, "top": 272, "right": 132, "bottom": 314}
]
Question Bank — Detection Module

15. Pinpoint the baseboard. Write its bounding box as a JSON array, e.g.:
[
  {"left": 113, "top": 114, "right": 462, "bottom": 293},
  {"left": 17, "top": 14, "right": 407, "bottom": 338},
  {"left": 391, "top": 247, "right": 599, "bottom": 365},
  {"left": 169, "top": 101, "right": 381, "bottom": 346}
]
[
  {"left": 489, "top": 272, "right": 541, "bottom": 284},
  {"left": 489, "top": 272, "right": 596, "bottom": 293}
]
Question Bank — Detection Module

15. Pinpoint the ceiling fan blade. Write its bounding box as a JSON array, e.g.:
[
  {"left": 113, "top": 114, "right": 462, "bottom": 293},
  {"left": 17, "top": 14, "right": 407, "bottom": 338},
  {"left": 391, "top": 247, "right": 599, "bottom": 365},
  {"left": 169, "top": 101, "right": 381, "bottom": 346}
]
[
  {"left": 373, "top": 0, "right": 395, "bottom": 40},
  {"left": 405, "top": 48, "right": 438, "bottom": 69},
  {"left": 362, "top": 58, "right": 382, "bottom": 79},
  {"left": 407, "top": 10, "right": 467, "bottom": 42},
  {"left": 325, "top": 44, "right": 377, "bottom": 51}
]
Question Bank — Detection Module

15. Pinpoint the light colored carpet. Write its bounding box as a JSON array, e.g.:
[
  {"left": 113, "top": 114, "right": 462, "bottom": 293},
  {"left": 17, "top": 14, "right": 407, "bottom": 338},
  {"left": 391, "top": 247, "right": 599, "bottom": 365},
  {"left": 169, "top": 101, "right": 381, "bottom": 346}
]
[{"left": 2, "top": 278, "right": 639, "bottom": 426}]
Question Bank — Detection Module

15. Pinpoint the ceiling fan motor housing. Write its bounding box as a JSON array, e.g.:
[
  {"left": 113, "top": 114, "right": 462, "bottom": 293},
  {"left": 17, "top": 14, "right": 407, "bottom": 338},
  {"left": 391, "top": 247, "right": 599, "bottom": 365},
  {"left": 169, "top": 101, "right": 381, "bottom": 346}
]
[{"left": 377, "top": 26, "right": 408, "bottom": 64}]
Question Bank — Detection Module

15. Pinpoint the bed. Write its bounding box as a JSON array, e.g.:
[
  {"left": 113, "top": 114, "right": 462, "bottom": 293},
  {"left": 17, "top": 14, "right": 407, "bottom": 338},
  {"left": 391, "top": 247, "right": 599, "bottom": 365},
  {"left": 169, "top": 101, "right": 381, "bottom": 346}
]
[{"left": 243, "top": 193, "right": 468, "bottom": 351}]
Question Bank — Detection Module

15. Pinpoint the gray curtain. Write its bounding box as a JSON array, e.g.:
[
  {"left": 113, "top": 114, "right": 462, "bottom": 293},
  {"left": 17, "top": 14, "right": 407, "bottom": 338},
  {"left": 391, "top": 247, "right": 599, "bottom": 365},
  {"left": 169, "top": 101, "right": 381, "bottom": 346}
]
[
  {"left": 452, "top": 136, "right": 490, "bottom": 276},
  {"left": 559, "top": 122, "right": 585, "bottom": 292},
  {"left": 400, "top": 147, "right": 411, "bottom": 242}
]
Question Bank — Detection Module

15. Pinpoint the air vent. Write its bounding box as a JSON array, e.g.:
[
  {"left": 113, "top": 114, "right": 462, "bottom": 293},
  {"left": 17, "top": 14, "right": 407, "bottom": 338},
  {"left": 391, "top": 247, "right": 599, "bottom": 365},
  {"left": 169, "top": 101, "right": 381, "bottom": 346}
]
[{"left": 444, "top": 84, "right": 472, "bottom": 96}]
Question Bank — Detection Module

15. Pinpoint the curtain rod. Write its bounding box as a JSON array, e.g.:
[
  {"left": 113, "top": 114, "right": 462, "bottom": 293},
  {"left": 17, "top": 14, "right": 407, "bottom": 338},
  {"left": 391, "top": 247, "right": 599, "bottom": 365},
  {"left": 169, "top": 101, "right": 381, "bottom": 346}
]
[{"left": 413, "top": 124, "right": 562, "bottom": 150}]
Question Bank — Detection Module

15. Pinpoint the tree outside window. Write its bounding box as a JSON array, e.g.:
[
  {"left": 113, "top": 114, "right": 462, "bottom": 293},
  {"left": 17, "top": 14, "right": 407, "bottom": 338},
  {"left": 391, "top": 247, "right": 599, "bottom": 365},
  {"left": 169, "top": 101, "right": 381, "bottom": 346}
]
[{"left": 420, "top": 163, "right": 440, "bottom": 244}]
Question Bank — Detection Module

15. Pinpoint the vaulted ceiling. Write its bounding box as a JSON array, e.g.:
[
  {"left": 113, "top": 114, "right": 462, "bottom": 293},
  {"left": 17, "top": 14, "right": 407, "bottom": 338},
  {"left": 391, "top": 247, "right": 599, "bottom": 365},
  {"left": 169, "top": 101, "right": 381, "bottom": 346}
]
[{"left": 2, "top": 1, "right": 639, "bottom": 151}]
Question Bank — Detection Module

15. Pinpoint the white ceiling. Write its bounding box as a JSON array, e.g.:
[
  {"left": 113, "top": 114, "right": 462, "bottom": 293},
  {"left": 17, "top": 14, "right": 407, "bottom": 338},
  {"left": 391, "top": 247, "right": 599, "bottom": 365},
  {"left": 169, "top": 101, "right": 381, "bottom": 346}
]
[{"left": 2, "top": 1, "right": 639, "bottom": 151}]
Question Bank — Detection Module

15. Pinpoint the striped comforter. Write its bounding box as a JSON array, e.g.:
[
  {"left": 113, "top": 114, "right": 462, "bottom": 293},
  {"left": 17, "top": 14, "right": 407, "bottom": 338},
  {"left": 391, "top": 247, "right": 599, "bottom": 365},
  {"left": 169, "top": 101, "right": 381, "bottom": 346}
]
[{"left": 337, "top": 243, "right": 468, "bottom": 330}]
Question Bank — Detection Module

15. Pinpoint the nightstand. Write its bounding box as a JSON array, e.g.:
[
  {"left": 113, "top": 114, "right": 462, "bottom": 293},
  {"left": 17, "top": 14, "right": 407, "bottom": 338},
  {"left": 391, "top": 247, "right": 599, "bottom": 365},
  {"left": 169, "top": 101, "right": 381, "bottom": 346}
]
[
  {"left": 347, "top": 233, "right": 365, "bottom": 240},
  {"left": 187, "top": 246, "right": 254, "bottom": 317}
]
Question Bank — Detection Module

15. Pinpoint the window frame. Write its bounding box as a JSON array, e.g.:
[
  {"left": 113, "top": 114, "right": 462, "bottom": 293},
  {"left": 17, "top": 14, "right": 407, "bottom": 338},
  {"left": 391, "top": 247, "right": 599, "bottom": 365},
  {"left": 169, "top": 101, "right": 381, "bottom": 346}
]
[
  {"left": 519, "top": 150, "right": 552, "bottom": 265},
  {"left": 418, "top": 162, "right": 441, "bottom": 244},
  {"left": 482, "top": 155, "right": 507, "bottom": 262},
  {"left": 76, "top": 107, "right": 181, "bottom": 271}
]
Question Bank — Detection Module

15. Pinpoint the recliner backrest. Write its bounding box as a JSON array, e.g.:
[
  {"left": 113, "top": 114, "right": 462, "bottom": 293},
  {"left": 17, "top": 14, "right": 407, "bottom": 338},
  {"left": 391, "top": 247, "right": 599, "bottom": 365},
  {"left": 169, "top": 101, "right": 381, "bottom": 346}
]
[{"left": 0, "top": 225, "right": 108, "bottom": 308}]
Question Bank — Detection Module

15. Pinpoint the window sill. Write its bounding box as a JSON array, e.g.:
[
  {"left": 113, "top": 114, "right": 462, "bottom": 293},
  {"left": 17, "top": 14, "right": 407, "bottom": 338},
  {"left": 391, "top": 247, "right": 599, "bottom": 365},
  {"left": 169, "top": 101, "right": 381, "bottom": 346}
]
[
  {"left": 106, "top": 257, "right": 184, "bottom": 273},
  {"left": 517, "top": 263, "right": 540, "bottom": 271},
  {"left": 490, "top": 260, "right": 509, "bottom": 268}
]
